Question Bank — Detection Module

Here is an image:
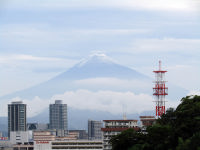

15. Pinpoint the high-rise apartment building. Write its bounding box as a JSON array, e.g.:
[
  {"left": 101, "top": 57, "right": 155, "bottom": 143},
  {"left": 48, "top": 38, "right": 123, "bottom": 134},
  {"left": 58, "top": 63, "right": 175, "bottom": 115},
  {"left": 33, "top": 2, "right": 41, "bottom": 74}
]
[
  {"left": 8, "top": 101, "right": 27, "bottom": 137},
  {"left": 88, "top": 120, "right": 103, "bottom": 140},
  {"left": 49, "top": 100, "right": 67, "bottom": 131}
]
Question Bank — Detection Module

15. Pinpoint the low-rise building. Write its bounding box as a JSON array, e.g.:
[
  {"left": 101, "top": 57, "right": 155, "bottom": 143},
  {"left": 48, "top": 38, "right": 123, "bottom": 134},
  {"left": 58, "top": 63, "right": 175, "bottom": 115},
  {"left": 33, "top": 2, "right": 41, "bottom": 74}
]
[
  {"left": 34, "top": 140, "right": 103, "bottom": 150},
  {"left": 27, "top": 123, "right": 49, "bottom": 131},
  {"left": 140, "top": 116, "right": 156, "bottom": 132},
  {"left": 33, "top": 130, "right": 80, "bottom": 141},
  {"left": 140, "top": 116, "right": 156, "bottom": 127},
  {"left": 101, "top": 120, "right": 139, "bottom": 150},
  {"left": 10, "top": 131, "right": 31, "bottom": 145},
  {"left": 0, "top": 141, "right": 12, "bottom": 150},
  {"left": 68, "top": 130, "right": 88, "bottom": 140},
  {"left": 13, "top": 142, "right": 34, "bottom": 150},
  {"left": 33, "top": 131, "right": 56, "bottom": 142}
]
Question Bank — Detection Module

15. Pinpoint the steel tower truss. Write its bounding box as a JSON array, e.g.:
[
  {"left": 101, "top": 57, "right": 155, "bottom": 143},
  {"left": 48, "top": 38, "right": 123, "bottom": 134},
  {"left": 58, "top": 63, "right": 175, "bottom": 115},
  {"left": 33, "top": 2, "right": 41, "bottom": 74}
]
[{"left": 153, "top": 61, "right": 168, "bottom": 117}]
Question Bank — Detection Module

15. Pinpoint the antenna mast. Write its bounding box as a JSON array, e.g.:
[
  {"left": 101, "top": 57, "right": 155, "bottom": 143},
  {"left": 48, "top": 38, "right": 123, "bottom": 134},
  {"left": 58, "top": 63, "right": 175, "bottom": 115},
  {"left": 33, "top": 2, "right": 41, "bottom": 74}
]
[{"left": 153, "top": 61, "right": 168, "bottom": 117}]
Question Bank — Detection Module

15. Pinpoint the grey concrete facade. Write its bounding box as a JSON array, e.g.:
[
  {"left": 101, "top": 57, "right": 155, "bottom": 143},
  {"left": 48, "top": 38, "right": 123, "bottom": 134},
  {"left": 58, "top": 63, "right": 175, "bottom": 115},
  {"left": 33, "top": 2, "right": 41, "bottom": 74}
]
[
  {"left": 8, "top": 101, "right": 26, "bottom": 137},
  {"left": 49, "top": 100, "right": 67, "bottom": 131},
  {"left": 88, "top": 120, "right": 103, "bottom": 140}
]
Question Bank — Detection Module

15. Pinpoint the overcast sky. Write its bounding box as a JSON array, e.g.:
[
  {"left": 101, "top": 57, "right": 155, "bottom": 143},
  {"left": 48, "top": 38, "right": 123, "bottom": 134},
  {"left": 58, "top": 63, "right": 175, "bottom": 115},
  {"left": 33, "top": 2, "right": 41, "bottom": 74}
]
[{"left": 0, "top": 0, "right": 200, "bottom": 96}]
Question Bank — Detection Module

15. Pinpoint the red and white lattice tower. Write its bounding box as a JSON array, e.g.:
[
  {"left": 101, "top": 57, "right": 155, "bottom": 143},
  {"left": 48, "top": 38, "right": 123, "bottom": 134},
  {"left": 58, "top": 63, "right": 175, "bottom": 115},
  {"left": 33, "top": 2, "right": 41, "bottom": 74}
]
[{"left": 153, "top": 61, "right": 168, "bottom": 117}]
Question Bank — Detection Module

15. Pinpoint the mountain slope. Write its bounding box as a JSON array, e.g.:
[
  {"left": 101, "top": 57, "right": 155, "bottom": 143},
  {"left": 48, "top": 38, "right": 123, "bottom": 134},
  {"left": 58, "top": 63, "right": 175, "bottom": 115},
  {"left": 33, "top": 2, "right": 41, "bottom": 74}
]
[
  {"left": 53, "top": 54, "right": 149, "bottom": 80},
  {"left": 1, "top": 54, "right": 150, "bottom": 99}
]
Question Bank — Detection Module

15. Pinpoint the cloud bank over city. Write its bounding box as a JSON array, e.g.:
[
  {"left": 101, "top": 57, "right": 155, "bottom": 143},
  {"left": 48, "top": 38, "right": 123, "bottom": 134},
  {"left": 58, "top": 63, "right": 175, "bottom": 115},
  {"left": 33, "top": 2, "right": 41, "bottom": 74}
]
[{"left": 6, "top": 90, "right": 179, "bottom": 117}]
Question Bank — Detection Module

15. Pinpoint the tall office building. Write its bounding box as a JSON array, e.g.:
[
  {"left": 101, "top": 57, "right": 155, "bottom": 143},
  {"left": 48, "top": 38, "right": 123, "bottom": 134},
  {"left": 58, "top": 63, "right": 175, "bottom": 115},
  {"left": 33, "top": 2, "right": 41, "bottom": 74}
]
[
  {"left": 49, "top": 100, "right": 67, "bottom": 131},
  {"left": 88, "top": 120, "right": 103, "bottom": 140},
  {"left": 8, "top": 101, "right": 27, "bottom": 137}
]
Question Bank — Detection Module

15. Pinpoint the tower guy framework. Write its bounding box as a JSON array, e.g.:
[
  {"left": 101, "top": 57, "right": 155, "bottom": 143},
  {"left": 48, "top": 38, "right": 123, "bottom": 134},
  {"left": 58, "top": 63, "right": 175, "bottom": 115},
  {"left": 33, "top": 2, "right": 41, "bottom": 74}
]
[{"left": 153, "top": 61, "right": 168, "bottom": 117}]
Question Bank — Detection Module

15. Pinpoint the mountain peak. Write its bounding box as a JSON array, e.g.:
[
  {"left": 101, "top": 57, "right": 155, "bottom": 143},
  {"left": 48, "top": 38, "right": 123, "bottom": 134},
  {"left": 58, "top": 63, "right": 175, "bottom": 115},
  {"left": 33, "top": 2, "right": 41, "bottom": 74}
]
[{"left": 77, "top": 52, "right": 114, "bottom": 67}]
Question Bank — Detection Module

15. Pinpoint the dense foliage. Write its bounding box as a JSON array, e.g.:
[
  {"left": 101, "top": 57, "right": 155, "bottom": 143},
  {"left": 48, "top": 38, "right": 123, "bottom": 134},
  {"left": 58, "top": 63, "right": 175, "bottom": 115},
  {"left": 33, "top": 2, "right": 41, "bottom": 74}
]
[{"left": 110, "top": 95, "right": 200, "bottom": 150}]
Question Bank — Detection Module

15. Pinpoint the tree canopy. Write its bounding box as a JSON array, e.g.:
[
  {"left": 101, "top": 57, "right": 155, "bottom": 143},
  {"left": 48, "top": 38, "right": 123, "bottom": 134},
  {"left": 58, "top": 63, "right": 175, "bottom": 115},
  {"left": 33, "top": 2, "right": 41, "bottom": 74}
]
[{"left": 110, "top": 95, "right": 200, "bottom": 150}]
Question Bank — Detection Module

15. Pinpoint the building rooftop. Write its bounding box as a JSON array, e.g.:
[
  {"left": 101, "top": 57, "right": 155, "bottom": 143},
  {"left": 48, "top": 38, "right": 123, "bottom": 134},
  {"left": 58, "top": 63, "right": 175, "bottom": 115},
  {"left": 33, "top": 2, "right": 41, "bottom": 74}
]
[
  {"left": 101, "top": 127, "right": 140, "bottom": 132},
  {"left": 11, "top": 101, "right": 23, "bottom": 104},
  {"left": 140, "top": 116, "right": 155, "bottom": 118},
  {"left": 55, "top": 100, "right": 62, "bottom": 104},
  {"left": 103, "top": 120, "right": 138, "bottom": 122}
]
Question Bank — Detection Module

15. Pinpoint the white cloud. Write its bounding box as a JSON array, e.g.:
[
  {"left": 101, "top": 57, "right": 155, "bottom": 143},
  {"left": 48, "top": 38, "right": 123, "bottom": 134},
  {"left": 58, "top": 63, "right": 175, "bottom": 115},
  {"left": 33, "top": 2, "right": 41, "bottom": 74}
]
[
  {"left": 0, "top": 90, "right": 179, "bottom": 117},
  {"left": 0, "top": 54, "right": 63, "bottom": 63},
  {"left": 6, "top": 97, "right": 49, "bottom": 117},
  {"left": 105, "top": 0, "right": 194, "bottom": 12},
  {"left": 0, "top": 54, "right": 78, "bottom": 96},
  {"left": 0, "top": 24, "right": 149, "bottom": 44},
  {"left": 1, "top": 25, "right": 199, "bottom": 56},
  {"left": 167, "top": 65, "right": 200, "bottom": 91},
  {"left": 5, "top": 0, "right": 197, "bottom": 12},
  {"left": 70, "top": 29, "right": 149, "bottom": 36},
  {"left": 129, "top": 38, "right": 200, "bottom": 53},
  {"left": 0, "top": 54, "right": 78, "bottom": 71},
  {"left": 52, "top": 90, "right": 154, "bottom": 114},
  {"left": 187, "top": 90, "right": 200, "bottom": 96},
  {"left": 0, "top": 54, "right": 78, "bottom": 67}
]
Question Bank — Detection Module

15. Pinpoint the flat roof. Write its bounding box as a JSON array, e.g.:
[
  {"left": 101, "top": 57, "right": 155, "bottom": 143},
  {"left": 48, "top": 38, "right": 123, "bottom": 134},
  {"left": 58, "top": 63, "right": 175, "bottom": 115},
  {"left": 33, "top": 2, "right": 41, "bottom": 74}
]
[
  {"left": 140, "top": 116, "right": 155, "bottom": 118},
  {"left": 103, "top": 120, "right": 138, "bottom": 122},
  {"left": 101, "top": 127, "right": 140, "bottom": 132}
]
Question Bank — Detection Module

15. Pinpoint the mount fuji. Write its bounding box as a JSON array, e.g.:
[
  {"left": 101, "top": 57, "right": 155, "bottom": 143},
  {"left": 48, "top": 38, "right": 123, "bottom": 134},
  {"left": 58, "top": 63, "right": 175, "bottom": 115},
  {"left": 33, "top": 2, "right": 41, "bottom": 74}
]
[
  {"left": 0, "top": 53, "right": 187, "bottom": 130},
  {"left": 1, "top": 53, "right": 151, "bottom": 99}
]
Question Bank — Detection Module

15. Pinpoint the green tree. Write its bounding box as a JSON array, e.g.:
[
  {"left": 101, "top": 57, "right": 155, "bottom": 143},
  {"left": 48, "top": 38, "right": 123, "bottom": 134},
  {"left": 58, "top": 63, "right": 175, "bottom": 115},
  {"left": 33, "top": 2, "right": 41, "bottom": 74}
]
[
  {"left": 174, "top": 96, "right": 200, "bottom": 139},
  {"left": 146, "top": 124, "right": 175, "bottom": 150},
  {"left": 176, "top": 132, "right": 200, "bottom": 150},
  {"left": 110, "top": 95, "right": 200, "bottom": 150}
]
